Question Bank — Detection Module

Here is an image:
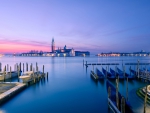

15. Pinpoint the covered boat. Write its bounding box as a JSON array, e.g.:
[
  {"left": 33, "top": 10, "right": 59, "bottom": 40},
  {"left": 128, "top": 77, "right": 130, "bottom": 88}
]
[
  {"left": 106, "top": 80, "right": 133, "bottom": 113},
  {"left": 117, "top": 68, "right": 135, "bottom": 79},
  {"left": 110, "top": 68, "right": 124, "bottom": 79},
  {"left": 102, "top": 68, "right": 116, "bottom": 79},
  {"left": 96, "top": 68, "right": 105, "bottom": 79}
]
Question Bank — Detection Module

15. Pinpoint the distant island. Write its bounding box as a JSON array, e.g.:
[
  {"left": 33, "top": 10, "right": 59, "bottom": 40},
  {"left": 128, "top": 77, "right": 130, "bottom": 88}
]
[
  {"left": 21, "top": 38, "right": 90, "bottom": 57},
  {"left": 96, "top": 50, "right": 150, "bottom": 57}
]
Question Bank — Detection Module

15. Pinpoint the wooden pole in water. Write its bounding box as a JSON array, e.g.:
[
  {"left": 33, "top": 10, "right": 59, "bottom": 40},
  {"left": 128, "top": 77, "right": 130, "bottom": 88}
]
[
  {"left": 26, "top": 63, "right": 28, "bottom": 71},
  {"left": 20, "top": 62, "right": 21, "bottom": 72},
  {"left": 7, "top": 64, "right": 9, "bottom": 71},
  {"left": 10, "top": 66, "right": 11, "bottom": 82},
  {"left": 123, "top": 66, "right": 125, "bottom": 78},
  {"left": 43, "top": 65, "right": 44, "bottom": 73},
  {"left": 138, "top": 60, "right": 139, "bottom": 78},
  {"left": 130, "top": 66, "right": 131, "bottom": 76},
  {"left": 144, "top": 85, "right": 148, "bottom": 113},
  {"left": 36, "top": 62, "right": 38, "bottom": 72},
  {"left": 18, "top": 65, "right": 20, "bottom": 76},
  {"left": 92, "top": 65, "right": 94, "bottom": 71},
  {"left": 47, "top": 72, "right": 48, "bottom": 79},
  {"left": 121, "top": 97, "right": 125, "bottom": 113},
  {"left": 106, "top": 66, "right": 107, "bottom": 78},
  {"left": 108, "top": 86, "right": 111, "bottom": 105},
  {"left": 23, "top": 63, "right": 24, "bottom": 72},
  {"left": 116, "top": 78, "right": 119, "bottom": 109},
  {"left": 3, "top": 66, "right": 6, "bottom": 81},
  {"left": 83, "top": 59, "right": 84, "bottom": 66},
  {"left": 115, "top": 66, "right": 117, "bottom": 78},
  {"left": 126, "top": 77, "right": 128, "bottom": 101},
  {"left": 0, "top": 62, "right": 1, "bottom": 71}
]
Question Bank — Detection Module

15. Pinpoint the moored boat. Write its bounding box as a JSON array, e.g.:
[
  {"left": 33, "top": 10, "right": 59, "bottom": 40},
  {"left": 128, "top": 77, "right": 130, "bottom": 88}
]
[
  {"left": 96, "top": 68, "right": 105, "bottom": 79},
  {"left": 106, "top": 80, "right": 133, "bottom": 112},
  {"left": 102, "top": 68, "right": 116, "bottom": 79},
  {"left": 110, "top": 68, "right": 124, "bottom": 79},
  {"left": 0, "top": 71, "right": 20, "bottom": 80},
  {"left": 117, "top": 68, "right": 135, "bottom": 79},
  {"left": 90, "top": 70, "right": 99, "bottom": 80}
]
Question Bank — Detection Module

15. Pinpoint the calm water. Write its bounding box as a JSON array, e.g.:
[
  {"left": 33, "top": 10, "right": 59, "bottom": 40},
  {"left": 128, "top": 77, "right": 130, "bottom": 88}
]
[{"left": 0, "top": 56, "right": 150, "bottom": 113}]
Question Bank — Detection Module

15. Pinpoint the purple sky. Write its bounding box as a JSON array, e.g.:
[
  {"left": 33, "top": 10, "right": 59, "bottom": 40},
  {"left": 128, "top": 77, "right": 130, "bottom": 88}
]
[{"left": 0, "top": 0, "right": 150, "bottom": 54}]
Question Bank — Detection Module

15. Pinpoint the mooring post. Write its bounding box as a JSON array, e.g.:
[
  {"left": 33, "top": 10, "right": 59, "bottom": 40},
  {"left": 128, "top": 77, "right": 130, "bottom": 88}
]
[
  {"left": 86, "top": 61, "right": 87, "bottom": 68},
  {"left": 18, "top": 65, "right": 20, "bottom": 76},
  {"left": 115, "top": 66, "right": 117, "bottom": 78},
  {"left": 26, "top": 63, "right": 28, "bottom": 71},
  {"left": 83, "top": 59, "right": 84, "bottom": 66},
  {"left": 43, "top": 65, "right": 44, "bottom": 77},
  {"left": 92, "top": 65, "right": 94, "bottom": 71},
  {"left": 3, "top": 66, "right": 6, "bottom": 81},
  {"left": 123, "top": 66, "right": 125, "bottom": 78},
  {"left": 126, "top": 77, "right": 128, "bottom": 101},
  {"left": 20, "top": 62, "right": 21, "bottom": 72},
  {"left": 106, "top": 66, "right": 107, "bottom": 78},
  {"left": 31, "top": 63, "right": 32, "bottom": 71},
  {"left": 7, "top": 64, "right": 9, "bottom": 71},
  {"left": 121, "top": 97, "right": 125, "bottom": 113},
  {"left": 36, "top": 62, "right": 38, "bottom": 72},
  {"left": 138, "top": 60, "right": 139, "bottom": 78},
  {"left": 47, "top": 72, "right": 48, "bottom": 79},
  {"left": 33, "top": 68, "right": 35, "bottom": 83},
  {"left": 116, "top": 78, "right": 119, "bottom": 109},
  {"left": 108, "top": 86, "right": 111, "bottom": 105},
  {"left": 10, "top": 66, "right": 11, "bottom": 82},
  {"left": 130, "top": 66, "right": 131, "bottom": 76},
  {"left": 144, "top": 85, "right": 148, "bottom": 113},
  {"left": 23, "top": 63, "right": 24, "bottom": 72},
  {"left": 0, "top": 62, "right": 1, "bottom": 71}
]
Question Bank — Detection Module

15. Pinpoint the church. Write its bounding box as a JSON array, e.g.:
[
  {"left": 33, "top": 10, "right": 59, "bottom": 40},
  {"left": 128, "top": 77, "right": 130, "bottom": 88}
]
[
  {"left": 21, "top": 38, "right": 90, "bottom": 57},
  {"left": 49, "top": 38, "right": 75, "bottom": 57}
]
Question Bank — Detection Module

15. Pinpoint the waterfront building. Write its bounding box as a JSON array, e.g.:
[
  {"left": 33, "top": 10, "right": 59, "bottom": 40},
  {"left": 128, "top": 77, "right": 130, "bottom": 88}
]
[{"left": 21, "top": 38, "right": 90, "bottom": 57}]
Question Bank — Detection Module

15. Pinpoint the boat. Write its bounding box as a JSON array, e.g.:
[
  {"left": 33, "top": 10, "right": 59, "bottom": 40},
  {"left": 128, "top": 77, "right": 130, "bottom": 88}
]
[
  {"left": 96, "top": 68, "right": 105, "bottom": 79},
  {"left": 102, "top": 68, "right": 116, "bottom": 79},
  {"left": 117, "top": 68, "right": 135, "bottom": 79},
  {"left": 110, "top": 68, "right": 124, "bottom": 79},
  {"left": 90, "top": 70, "right": 99, "bottom": 80},
  {"left": 106, "top": 80, "right": 133, "bottom": 113},
  {"left": 129, "top": 68, "right": 137, "bottom": 76},
  {"left": 19, "top": 71, "right": 34, "bottom": 83},
  {"left": 0, "top": 71, "right": 21, "bottom": 80}
]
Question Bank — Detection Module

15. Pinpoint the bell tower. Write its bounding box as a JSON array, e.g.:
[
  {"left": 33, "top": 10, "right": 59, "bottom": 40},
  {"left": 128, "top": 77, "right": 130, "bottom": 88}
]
[{"left": 51, "top": 38, "right": 55, "bottom": 52}]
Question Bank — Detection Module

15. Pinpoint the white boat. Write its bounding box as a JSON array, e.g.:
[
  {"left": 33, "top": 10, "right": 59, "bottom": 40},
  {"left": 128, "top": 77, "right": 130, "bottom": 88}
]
[
  {"left": 19, "top": 71, "right": 34, "bottom": 82},
  {"left": 0, "top": 71, "right": 19, "bottom": 80},
  {"left": 142, "top": 85, "right": 150, "bottom": 96}
]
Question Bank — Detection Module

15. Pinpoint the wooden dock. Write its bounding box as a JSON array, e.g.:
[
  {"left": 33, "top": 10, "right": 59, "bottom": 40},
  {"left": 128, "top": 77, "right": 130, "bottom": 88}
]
[{"left": 0, "top": 82, "right": 26, "bottom": 104}]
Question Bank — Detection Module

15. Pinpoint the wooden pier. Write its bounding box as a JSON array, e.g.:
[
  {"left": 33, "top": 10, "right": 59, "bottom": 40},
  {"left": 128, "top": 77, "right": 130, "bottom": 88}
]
[{"left": 0, "top": 82, "right": 26, "bottom": 104}]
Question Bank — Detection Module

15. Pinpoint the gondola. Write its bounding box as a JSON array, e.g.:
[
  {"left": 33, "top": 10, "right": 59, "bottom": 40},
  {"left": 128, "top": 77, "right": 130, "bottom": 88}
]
[
  {"left": 117, "top": 68, "right": 135, "bottom": 79},
  {"left": 110, "top": 68, "right": 124, "bottom": 79},
  {"left": 106, "top": 80, "right": 133, "bottom": 113},
  {"left": 102, "top": 68, "right": 116, "bottom": 79},
  {"left": 96, "top": 68, "right": 105, "bottom": 79}
]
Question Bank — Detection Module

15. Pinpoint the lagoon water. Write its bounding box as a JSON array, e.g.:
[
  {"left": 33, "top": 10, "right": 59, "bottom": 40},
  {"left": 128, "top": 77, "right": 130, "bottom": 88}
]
[{"left": 0, "top": 56, "right": 150, "bottom": 113}]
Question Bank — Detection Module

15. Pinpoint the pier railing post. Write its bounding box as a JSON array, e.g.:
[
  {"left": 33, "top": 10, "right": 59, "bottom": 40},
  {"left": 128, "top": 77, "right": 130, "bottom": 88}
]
[{"left": 121, "top": 97, "right": 125, "bottom": 113}]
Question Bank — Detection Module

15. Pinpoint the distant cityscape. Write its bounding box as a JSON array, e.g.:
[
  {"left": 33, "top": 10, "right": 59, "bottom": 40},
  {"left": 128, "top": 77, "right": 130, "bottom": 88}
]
[
  {"left": 21, "top": 38, "right": 90, "bottom": 57},
  {"left": 97, "top": 50, "right": 150, "bottom": 57}
]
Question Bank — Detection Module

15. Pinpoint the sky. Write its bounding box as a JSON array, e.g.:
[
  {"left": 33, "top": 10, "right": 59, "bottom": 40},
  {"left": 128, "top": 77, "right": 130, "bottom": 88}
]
[{"left": 0, "top": 0, "right": 150, "bottom": 54}]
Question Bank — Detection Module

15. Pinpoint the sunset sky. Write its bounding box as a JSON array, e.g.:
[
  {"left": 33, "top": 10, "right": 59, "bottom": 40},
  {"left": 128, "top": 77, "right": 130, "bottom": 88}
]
[{"left": 0, "top": 0, "right": 150, "bottom": 54}]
